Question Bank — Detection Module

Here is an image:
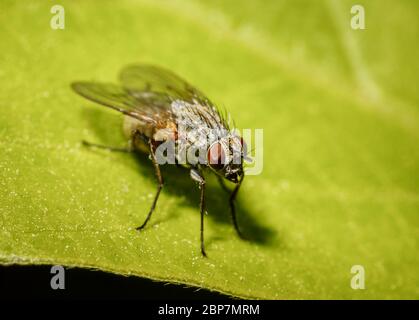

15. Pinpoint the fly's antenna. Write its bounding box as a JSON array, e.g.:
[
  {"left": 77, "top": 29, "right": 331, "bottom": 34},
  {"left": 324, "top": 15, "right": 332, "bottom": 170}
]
[
  {"left": 247, "top": 146, "right": 256, "bottom": 155},
  {"left": 240, "top": 137, "right": 255, "bottom": 161},
  {"left": 242, "top": 145, "right": 255, "bottom": 163}
]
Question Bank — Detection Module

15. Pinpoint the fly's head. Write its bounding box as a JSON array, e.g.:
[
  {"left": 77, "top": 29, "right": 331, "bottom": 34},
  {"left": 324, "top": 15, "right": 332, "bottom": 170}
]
[{"left": 207, "top": 134, "right": 246, "bottom": 184}]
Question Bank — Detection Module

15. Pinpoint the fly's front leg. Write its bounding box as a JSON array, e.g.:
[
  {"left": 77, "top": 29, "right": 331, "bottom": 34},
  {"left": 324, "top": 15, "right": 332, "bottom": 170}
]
[
  {"left": 190, "top": 168, "right": 207, "bottom": 257},
  {"left": 136, "top": 139, "right": 164, "bottom": 230},
  {"left": 216, "top": 175, "right": 230, "bottom": 193},
  {"left": 217, "top": 175, "right": 245, "bottom": 240}
]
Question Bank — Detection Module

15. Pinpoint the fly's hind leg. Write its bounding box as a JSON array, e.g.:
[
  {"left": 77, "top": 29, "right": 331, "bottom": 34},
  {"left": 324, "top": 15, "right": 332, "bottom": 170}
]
[
  {"left": 136, "top": 139, "right": 164, "bottom": 231},
  {"left": 82, "top": 140, "right": 133, "bottom": 153}
]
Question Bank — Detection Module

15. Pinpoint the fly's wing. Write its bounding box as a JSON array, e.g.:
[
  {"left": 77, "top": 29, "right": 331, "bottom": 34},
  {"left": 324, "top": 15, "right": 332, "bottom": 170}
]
[
  {"left": 72, "top": 65, "right": 229, "bottom": 136},
  {"left": 71, "top": 82, "right": 173, "bottom": 126},
  {"left": 119, "top": 64, "right": 229, "bottom": 129},
  {"left": 120, "top": 65, "right": 209, "bottom": 104}
]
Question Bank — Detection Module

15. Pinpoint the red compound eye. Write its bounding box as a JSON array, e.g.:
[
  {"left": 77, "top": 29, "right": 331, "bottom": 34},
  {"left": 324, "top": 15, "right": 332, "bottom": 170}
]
[{"left": 207, "top": 142, "right": 226, "bottom": 168}]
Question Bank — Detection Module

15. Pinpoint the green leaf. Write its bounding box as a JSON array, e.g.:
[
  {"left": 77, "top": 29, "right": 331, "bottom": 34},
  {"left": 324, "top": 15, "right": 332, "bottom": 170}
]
[{"left": 1, "top": 0, "right": 418, "bottom": 299}]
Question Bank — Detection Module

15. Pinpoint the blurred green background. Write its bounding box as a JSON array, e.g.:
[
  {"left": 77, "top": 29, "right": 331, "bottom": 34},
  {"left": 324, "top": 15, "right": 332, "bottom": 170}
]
[{"left": 0, "top": 0, "right": 418, "bottom": 299}]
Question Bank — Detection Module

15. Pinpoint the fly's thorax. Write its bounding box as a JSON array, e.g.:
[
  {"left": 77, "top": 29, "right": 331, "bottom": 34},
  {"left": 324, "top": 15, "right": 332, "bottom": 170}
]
[
  {"left": 150, "top": 99, "right": 241, "bottom": 170},
  {"left": 173, "top": 122, "right": 230, "bottom": 166}
]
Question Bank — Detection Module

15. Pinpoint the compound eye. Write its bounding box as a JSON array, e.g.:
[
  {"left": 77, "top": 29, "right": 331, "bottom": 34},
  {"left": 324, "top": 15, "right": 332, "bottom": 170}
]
[{"left": 207, "top": 142, "right": 226, "bottom": 169}]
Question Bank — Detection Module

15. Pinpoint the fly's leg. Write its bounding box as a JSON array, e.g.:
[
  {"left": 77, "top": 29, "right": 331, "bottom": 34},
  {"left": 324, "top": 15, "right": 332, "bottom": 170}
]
[
  {"left": 217, "top": 175, "right": 245, "bottom": 240},
  {"left": 82, "top": 140, "right": 133, "bottom": 153},
  {"left": 136, "top": 139, "right": 164, "bottom": 230},
  {"left": 229, "top": 178, "right": 245, "bottom": 239},
  {"left": 190, "top": 168, "right": 207, "bottom": 257},
  {"left": 216, "top": 175, "right": 230, "bottom": 193}
]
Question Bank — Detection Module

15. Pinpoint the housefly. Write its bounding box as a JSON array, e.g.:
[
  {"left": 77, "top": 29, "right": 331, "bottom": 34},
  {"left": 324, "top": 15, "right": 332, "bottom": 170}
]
[{"left": 71, "top": 64, "right": 247, "bottom": 256}]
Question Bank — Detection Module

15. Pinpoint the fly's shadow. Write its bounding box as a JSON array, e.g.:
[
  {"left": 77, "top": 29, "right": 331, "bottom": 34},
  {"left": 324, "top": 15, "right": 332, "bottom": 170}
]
[{"left": 82, "top": 108, "right": 278, "bottom": 247}]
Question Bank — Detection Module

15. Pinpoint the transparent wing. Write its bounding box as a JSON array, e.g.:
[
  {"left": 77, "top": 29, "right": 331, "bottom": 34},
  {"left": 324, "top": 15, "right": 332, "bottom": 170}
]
[
  {"left": 71, "top": 81, "right": 172, "bottom": 125},
  {"left": 72, "top": 65, "right": 229, "bottom": 131},
  {"left": 119, "top": 64, "right": 228, "bottom": 129},
  {"left": 120, "top": 64, "right": 212, "bottom": 105}
]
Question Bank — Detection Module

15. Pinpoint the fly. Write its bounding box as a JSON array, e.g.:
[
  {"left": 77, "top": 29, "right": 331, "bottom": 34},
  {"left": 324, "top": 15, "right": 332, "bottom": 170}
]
[{"left": 71, "top": 64, "right": 247, "bottom": 257}]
